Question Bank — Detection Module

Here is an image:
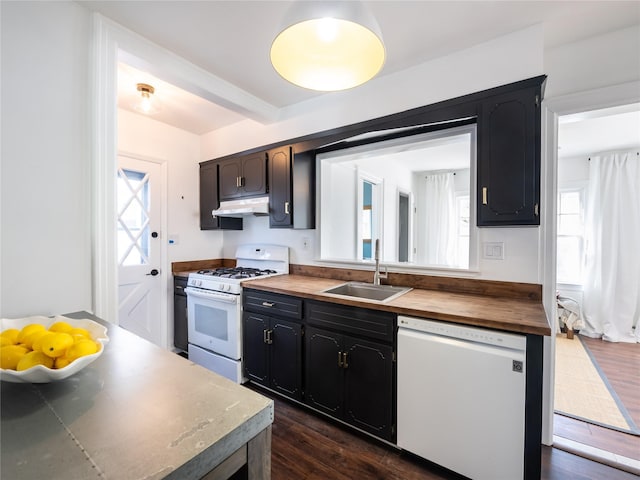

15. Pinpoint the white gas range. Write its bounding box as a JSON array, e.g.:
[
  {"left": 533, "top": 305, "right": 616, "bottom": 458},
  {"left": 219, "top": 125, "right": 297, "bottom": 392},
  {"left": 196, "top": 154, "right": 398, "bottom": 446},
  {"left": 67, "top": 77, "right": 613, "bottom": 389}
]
[{"left": 184, "top": 244, "right": 289, "bottom": 383}]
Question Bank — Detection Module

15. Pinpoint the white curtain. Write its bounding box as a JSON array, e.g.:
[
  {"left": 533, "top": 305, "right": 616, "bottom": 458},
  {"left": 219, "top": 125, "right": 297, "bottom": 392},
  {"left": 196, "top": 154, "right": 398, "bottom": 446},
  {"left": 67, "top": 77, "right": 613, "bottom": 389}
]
[
  {"left": 582, "top": 151, "right": 640, "bottom": 343},
  {"left": 424, "top": 172, "right": 456, "bottom": 266}
]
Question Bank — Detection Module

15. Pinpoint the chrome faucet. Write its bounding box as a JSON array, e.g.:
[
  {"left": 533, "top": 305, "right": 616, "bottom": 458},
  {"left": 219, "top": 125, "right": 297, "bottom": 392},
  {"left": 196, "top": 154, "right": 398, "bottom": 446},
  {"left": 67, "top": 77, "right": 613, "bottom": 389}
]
[{"left": 373, "top": 239, "right": 388, "bottom": 286}]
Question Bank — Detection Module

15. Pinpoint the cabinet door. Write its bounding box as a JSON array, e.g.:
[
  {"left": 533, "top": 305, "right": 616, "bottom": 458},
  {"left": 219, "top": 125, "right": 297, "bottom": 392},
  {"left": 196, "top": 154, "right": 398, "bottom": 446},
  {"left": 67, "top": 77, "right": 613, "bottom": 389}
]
[
  {"left": 268, "top": 146, "right": 292, "bottom": 227},
  {"left": 200, "top": 162, "right": 242, "bottom": 230},
  {"left": 478, "top": 85, "right": 541, "bottom": 226},
  {"left": 304, "top": 326, "right": 343, "bottom": 417},
  {"left": 218, "top": 159, "right": 243, "bottom": 200},
  {"left": 173, "top": 278, "right": 188, "bottom": 351},
  {"left": 241, "top": 152, "right": 268, "bottom": 196},
  {"left": 270, "top": 318, "right": 302, "bottom": 400},
  {"left": 243, "top": 312, "right": 270, "bottom": 385},
  {"left": 199, "top": 163, "right": 220, "bottom": 230},
  {"left": 343, "top": 336, "right": 394, "bottom": 441}
]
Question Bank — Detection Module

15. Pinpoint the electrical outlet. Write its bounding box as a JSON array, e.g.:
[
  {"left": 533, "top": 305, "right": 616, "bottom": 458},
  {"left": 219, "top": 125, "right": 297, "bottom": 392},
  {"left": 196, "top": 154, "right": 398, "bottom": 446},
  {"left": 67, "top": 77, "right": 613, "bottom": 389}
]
[{"left": 302, "top": 237, "right": 310, "bottom": 250}]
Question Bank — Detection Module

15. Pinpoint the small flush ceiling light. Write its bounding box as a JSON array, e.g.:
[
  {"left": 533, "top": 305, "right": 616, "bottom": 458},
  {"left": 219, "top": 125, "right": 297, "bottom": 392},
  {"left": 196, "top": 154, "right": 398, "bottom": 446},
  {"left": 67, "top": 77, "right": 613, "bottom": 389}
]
[
  {"left": 270, "top": 1, "right": 385, "bottom": 92},
  {"left": 134, "top": 83, "right": 161, "bottom": 115}
]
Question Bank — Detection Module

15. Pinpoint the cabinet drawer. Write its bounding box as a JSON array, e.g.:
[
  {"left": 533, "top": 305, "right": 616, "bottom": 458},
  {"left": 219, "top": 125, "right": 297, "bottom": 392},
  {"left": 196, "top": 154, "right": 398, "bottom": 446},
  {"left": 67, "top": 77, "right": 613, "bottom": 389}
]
[
  {"left": 305, "top": 300, "right": 396, "bottom": 343},
  {"left": 243, "top": 289, "right": 303, "bottom": 320},
  {"left": 174, "top": 276, "right": 188, "bottom": 296}
]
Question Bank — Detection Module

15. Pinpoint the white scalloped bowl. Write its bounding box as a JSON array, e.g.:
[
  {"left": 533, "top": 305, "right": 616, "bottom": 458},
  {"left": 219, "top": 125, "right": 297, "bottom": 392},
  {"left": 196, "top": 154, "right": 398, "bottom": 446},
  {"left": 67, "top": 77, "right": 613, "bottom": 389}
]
[{"left": 0, "top": 315, "right": 109, "bottom": 383}]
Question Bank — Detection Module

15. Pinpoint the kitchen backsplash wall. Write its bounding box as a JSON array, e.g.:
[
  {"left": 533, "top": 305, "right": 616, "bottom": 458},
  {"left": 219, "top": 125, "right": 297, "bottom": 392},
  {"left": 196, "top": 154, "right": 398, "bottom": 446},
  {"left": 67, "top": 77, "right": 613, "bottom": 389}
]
[{"left": 222, "top": 216, "right": 542, "bottom": 284}]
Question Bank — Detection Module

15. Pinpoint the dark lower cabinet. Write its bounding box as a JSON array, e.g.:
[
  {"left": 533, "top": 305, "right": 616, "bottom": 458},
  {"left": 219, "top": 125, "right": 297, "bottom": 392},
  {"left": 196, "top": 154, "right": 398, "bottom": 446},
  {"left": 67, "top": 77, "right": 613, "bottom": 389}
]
[
  {"left": 305, "top": 326, "right": 394, "bottom": 441},
  {"left": 243, "top": 312, "right": 302, "bottom": 400},
  {"left": 304, "top": 300, "right": 396, "bottom": 442},
  {"left": 243, "top": 290, "right": 303, "bottom": 400},
  {"left": 173, "top": 276, "right": 188, "bottom": 351}
]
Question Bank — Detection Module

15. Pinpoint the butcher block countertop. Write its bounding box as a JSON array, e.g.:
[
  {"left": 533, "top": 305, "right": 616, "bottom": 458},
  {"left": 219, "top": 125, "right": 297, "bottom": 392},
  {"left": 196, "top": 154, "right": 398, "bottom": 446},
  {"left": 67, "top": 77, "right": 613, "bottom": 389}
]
[{"left": 241, "top": 274, "right": 551, "bottom": 336}]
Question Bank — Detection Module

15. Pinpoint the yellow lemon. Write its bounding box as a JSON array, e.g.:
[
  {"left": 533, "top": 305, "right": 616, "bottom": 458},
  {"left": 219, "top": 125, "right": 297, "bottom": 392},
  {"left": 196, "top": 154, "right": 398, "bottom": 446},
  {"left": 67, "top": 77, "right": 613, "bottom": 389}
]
[
  {"left": 68, "top": 327, "right": 91, "bottom": 339},
  {"left": 66, "top": 339, "right": 99, "bottom": 360},
  {"left": 16, "top": 324, "right": 46, "bottom": 344},
  {"left": 48, "top": 321, "right": 73, "bottom": 334},
  {"left": 16, "top": 351, "right": 54, "bottom": 371},
  {"left": 54, "top": 355, "right": 73, "bottom": 369},
  {"left": 21, "top": 329, "right": 50, "bottom": 349},
  {"left": 1, "top": 328, "right": 20, "bottom": 344},
  {"left": 40, "top": 332, "right": 74, "bottom": 358},
  {"left": 0, "top": 345, "right": 29, "bottom": 370},
  {"left": 32, "top": 332, "right": 54, "bottom": 352},
  {"left": 0, "top": 337, "right": 14, "bottom": 347}
]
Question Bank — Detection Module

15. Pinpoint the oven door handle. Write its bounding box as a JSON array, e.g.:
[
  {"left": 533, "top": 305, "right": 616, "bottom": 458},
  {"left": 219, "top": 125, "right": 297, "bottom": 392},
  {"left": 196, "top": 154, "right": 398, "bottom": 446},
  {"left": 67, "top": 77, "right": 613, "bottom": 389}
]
[{"left": 184, "top": 287, "right": 239, "bottom": 304}]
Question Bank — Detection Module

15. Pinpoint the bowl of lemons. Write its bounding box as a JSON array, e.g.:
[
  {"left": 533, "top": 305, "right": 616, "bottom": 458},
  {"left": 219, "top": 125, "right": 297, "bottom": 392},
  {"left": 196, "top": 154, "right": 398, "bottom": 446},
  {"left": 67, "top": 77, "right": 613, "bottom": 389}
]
[{"left": 0, "top": 315, "right": 109, "bottom": 383}]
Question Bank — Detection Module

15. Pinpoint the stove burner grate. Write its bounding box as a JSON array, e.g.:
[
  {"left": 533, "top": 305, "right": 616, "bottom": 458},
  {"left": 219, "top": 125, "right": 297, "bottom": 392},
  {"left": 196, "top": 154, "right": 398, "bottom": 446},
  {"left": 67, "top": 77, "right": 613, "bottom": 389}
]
[{"left": 196, "top": 267, "right": 277, "bottom": 279}]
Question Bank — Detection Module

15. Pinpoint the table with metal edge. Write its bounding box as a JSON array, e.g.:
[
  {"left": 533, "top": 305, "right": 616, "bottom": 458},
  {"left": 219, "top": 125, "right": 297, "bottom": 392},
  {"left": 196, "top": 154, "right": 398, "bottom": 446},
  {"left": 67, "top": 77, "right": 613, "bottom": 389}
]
[{"left": 0, "top": 311, "right": 273, "bottom": 480}]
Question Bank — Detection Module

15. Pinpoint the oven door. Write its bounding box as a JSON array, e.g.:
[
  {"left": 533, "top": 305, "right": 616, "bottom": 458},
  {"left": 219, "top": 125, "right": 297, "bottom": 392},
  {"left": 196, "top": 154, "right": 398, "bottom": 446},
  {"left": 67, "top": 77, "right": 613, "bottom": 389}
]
[{"left": 185, "top": 287, "right": 241, "bottom": 360}]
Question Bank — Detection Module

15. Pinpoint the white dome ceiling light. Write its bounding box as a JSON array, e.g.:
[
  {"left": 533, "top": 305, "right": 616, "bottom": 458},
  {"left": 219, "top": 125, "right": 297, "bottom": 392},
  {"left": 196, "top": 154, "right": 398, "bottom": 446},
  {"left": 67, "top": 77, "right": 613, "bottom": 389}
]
[{"left": 270, "top": 1, "right": 386, "bottom": 92}]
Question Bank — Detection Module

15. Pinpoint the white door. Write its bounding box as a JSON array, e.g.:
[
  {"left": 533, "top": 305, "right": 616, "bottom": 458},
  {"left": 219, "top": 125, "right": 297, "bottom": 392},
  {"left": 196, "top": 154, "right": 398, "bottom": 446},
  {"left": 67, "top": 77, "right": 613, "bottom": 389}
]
[{"left": 117, "top": 155, "right": 164, "bottom": 347}]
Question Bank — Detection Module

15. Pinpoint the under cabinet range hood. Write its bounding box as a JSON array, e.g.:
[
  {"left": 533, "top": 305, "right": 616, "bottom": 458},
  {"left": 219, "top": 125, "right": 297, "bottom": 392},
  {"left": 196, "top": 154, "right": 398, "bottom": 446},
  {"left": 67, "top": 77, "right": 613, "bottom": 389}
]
[{"left": 212, "top": 196, "right": 269, "bottom": 217}]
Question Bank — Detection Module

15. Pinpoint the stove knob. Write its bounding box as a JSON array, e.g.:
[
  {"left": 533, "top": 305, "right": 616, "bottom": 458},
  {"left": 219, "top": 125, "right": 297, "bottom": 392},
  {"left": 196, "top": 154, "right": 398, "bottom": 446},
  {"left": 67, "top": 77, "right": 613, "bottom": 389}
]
[
  {"left": 218, "top": 283, "right": 225, "bottom": 291},
  {"left": 196, "top": 280, "right": 202, "bottom": 287},
  {"left": 224, "top": 284, "right": 230, "bottom": 292}
]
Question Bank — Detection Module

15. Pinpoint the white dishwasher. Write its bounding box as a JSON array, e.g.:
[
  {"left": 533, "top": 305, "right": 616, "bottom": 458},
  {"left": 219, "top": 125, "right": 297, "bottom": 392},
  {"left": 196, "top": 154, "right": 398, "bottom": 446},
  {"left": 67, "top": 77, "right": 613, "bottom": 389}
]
[{"left": 397, "top": 315, "right": 527, "bottom": 480}]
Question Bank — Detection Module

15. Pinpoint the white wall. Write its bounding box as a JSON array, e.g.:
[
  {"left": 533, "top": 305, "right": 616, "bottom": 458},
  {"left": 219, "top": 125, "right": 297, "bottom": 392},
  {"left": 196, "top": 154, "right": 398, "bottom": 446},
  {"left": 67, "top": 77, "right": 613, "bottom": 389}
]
[
  {"left": 544, "top": 25, "right": 640, "bottom": 99},
  {"left": 117, "top": 109, "right": 224, "bottom": 263},
  {"left": 1, "top": 1, "right": 92, "bottom": 317},
  {"left": 206, "top": 25, "right": 545, "bottom": 283}
]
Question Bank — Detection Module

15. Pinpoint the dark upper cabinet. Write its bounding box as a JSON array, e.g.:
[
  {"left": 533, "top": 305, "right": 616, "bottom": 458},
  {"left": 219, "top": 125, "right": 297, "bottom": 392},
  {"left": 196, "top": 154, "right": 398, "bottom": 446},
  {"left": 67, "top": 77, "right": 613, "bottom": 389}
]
[
  {"left": 199, "top": 162, "right": 242, "bottom": 230},
  {"left": 219, "top": 152, "right": 267, "bottom": 200},
  {"left": 268, "top": 146, "right": 291, "bottom": 227},
  {"left": 477, "top": 81, "right": 544, "bottom": 226},
  {"left": 268, "top": 146, "right": 315, "bottom": 229}
]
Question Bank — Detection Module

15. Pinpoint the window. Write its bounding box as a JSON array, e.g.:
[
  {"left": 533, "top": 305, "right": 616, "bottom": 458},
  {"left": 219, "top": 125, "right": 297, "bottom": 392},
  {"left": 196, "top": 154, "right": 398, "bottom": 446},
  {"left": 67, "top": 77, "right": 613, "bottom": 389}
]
[
  {"left": 557, "top": 189, "right": 585, "bottom": 284},
  {"left": 357, "top": 173, "right": 382, "bottom": 261},
  {"left": 117, "top": 168, "right": 151, "bottom": 266}
]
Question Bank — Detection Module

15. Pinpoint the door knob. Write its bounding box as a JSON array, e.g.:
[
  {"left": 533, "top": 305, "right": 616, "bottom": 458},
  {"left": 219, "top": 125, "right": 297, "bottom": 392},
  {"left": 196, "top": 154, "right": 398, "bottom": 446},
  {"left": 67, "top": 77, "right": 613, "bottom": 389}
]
[
  {"left": 151, "top": 231, "right": 158, "bottom": 238},
  {"left": 146, "top": 269, "right": 160, "bottom": 276}
]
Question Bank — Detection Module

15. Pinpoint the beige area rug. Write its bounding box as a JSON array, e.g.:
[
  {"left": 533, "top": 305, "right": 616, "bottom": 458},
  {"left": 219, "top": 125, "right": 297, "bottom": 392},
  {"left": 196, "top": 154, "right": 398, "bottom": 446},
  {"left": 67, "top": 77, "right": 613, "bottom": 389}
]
[{"left": 555, "top": 334, "right": 638, "bottom": 435}]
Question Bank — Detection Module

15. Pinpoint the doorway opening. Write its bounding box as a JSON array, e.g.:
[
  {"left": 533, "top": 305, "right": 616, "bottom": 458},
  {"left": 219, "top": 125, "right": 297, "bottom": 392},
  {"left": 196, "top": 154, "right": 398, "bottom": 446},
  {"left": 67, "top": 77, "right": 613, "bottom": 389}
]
[
  {"left": 553, "top": 103, "right": 640, "bottom": 465},
  {"left": 398, "top": 191, "right": 410, "bottom": 262}
]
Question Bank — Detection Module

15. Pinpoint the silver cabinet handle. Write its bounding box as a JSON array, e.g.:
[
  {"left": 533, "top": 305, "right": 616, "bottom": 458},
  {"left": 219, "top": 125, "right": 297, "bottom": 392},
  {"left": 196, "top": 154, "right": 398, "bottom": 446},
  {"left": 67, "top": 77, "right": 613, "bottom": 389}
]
[
  {"left": 338, "top": 351, "right": 343, "bottom": 368},
  {"left": 482, "top": 187, "right": 488, "bottom": 205},
  {"left": 262, "top": 301, "right": 275, "bottom": 307},
  {"left": 342, "top": 352, "right": 348, "bottom": 368},
  {"left": 284, "top": 201, "right": 290, "bottom": 215}
]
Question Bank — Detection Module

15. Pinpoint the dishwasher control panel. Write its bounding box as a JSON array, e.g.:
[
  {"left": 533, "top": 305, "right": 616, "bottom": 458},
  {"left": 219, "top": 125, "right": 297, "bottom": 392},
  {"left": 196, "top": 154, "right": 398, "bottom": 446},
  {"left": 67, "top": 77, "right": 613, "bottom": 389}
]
[{"left": 398, "top": 315, "right": 526, "bottom": 351}]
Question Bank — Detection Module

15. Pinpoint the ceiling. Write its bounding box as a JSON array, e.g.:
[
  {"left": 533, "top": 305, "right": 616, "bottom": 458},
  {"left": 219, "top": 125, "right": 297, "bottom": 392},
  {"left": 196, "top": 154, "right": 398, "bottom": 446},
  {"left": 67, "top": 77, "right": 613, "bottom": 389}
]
[{"left": 79, "top": 1, "right": 640, "bottom": 144}]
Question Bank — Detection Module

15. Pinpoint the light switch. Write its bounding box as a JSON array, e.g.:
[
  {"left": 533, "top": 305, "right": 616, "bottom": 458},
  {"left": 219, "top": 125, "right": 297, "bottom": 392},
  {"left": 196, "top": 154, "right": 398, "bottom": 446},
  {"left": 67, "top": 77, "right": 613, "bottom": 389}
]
[{"left": 483, "top": 242, "right": 504, "bottom": 260}]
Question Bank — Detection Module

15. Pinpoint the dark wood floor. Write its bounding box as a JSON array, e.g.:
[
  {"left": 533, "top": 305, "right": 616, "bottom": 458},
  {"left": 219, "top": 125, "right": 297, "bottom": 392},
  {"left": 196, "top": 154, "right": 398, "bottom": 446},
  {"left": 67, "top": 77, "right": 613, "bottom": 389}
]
[
  {"left": 248, "top": 386, "right": 638, "bottom": 480},
  {"left": 554, "top": 335, "right": 640, "bottom": 460}
]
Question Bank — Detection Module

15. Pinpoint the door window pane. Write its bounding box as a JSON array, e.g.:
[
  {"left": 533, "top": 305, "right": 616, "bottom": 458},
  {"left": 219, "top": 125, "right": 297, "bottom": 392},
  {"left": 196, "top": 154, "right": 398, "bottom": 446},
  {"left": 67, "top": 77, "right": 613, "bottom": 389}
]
[{"left": 117, "top": 168, "right": 151, "bottom": 266}]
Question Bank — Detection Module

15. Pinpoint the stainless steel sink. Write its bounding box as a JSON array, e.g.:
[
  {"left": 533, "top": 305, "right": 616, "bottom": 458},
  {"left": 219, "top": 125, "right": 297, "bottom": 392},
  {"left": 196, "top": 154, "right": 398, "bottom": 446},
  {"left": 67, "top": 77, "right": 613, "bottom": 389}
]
[{"left": 321, "top": 282, "right": 412, "bottom": 303}]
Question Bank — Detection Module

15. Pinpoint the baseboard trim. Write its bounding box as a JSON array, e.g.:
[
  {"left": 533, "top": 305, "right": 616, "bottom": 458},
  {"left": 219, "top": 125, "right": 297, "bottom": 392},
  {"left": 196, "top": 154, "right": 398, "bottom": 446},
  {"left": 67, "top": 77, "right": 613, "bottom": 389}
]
[{"left": 553, "top": 435, "right": 640, "bottom": 476}]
